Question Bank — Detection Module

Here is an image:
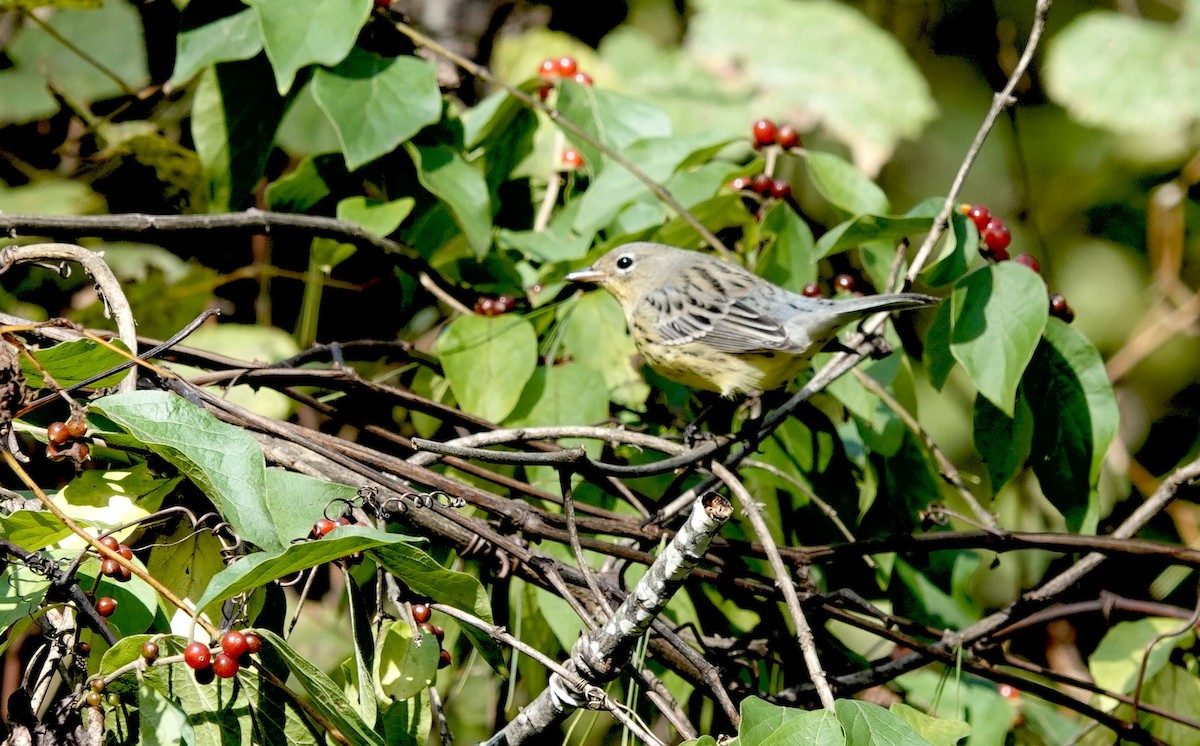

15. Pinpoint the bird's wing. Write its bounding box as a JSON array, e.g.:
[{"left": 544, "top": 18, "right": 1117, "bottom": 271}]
[{"left": 642, "top": 275, "right": 796, "bottom": 354}]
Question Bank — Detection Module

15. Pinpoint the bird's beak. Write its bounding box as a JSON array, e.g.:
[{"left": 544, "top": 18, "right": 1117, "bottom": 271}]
[{"left": 565, "top": 267, "right": 606, "bottom": 284}]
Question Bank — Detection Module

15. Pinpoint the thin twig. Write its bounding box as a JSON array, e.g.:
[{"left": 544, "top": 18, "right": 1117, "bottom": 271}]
[{"left": 710, "top": 462, "right": 835, "bottom": 709}]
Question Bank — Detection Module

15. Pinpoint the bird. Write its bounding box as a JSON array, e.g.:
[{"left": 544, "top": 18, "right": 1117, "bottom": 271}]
[{"left": 566, "top": 242, "right": 938, "bottom": 398}]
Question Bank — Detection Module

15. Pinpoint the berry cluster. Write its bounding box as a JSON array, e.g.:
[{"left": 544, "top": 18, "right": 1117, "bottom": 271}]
[
  {"left": 537, "top": 55, "right": 592, "bottom": 99},
  {"left": 730, "top": 174, "right": 791, "bottom": 200},
  {"left": 798, "top": 274, "right": 863, "bottom": 299},
  {"left": 730, "top": 118, "right": 804, "bottom": 203},
  {"left": 960, "top": 204, "right": 1074, "bottom": 323},
  {"left": 411, "top": 602, "right": 452, "bottom": 669},
  {"left": 184, "top": 629, "right": 262, "bottom": 681},
  {"left": 97, "top": 535, "right": 134, "bottom": 583},
  {"left": 751, "top": 118, "right": 801, "bottom": 150},
  {"left": 474, "top": 295, "right": 517, "bottom": 316},
  {"left": 46, "top": 414, "right": 89, "bottom": 462}
]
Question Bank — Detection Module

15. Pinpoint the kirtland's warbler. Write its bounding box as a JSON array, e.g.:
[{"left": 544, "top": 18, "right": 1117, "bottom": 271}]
[{"left": 566, "top": 242, "right": 938, "bottom": 397}]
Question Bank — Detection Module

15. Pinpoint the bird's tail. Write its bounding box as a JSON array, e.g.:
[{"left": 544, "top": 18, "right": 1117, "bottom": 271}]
[{"left": 833, "top": 292, "right": 940, "bottom": 321}]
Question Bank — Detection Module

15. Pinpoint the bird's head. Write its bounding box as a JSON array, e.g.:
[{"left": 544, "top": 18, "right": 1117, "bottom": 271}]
[{"left": 565, "top": 242, "right": 688, "bottom": 306}]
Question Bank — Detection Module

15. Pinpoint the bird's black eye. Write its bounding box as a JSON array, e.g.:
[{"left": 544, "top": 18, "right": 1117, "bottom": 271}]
[{"left": 615, "top": 255, "right": 634, "bottom": 271}]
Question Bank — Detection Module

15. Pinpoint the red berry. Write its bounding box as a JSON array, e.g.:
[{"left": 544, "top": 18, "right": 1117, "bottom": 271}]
[
  {"left": 833, "top": 274, "right": 855, "bottom": 292},
  {"left": 555, "top": 56, "right": 577, "bottom": 77},
  {"left": 981, "top": 218, "right": 1011, "bottom": 253},
  {"left": 751, "top": 119, "right": 777, "bottom": 148},
  {"left": 194, "top": 665, "right": 215, "bottom": 684},
  {"left": 474, "top": 297, "right": 496, "bottom": 316},
  {"left": 48, "top": 421, "right": 69, "bottom": 446},
  {"left": 212, "top": 653, "right": 239, "bottom": 679},
  {"left": 99, "top": 536, "right": 119, "bottom": 552},
  {"left": 999, "top": 684, "right": 1019, "bottom": 699},
  {"left": 729, "top": 177, "right": 752, "bottom": 191},
  {"left": 537, "top": 83, "right": 552, "bottom": 101},
  {"left": 117, "top": 544, "right": 133, "bottom": 561},
  {"left": 966, "top": 205, "right": 991, "bottom": 233},
  {"left": 775, "top": 124, "right": 800, "bottom": 149},
  {"left": 769, "top": 178, "right": 791, "bottom": 199},
  {"left": 1013, "top": 254, "right": 1040, "bottom": 273},
  {"left": 412, "top": 604, "right": 432, "bottom": 624},
  {"left": 243, "top": 632, "right": 262, "bottom": 654},
  {"left": 113, "top": 563, "right": 132, "bottom": 583},
  {"left": 1049, "top": 293, "right": 1075, "bottom": 323},
  {"left": 538, "top": 59, "right": 557, "bottom": 80},
  {"left": 571, "top": 71, "right": 592, "bottom": 86},
  {"left": 85, "top": 691, "right": 102, "bottom": 708},
  {"left": 90, "top": 678, "right": 105, "bottom": 693},
  {"left": 802, "top": 283, "right": 822, "bottom": 298},
  {"left": 562, "top": 147, "right": 584, "bottom": 170},
  {"left": 438, "top": 649, "right": 451, "bottom": 669},
  {"left": 184, "top": 642, "right": 212, "bottom": 670},
  {"left": 496, "top": 295, "right": 516, "bottom": 313},
  {"left": 141, "top": 642, "right": 159, "bottom": 662},
  {"left": 66, "top": 418, "right": 87, "bottom": 439},
  {"left": 74, "top": 442, "right": 89, "bottom": 461},
  {"left": 750, "top": 174, "right": 773, "bottom": 194},
  {"left": 221, "top": 630, "right": 249, "bottom": 658},
  {"left": 101, "top": 558, "right": 120, "bottom": 577},
  {"left": 312, "top": 518, "right": 337, "bottom": 538},
  {"left": 96, "top": 597, "right": 117, "bottom": 617}
]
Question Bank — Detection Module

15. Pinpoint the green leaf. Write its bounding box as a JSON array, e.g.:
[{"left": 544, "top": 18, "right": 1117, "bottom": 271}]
[
  {"left": 276, "top": 81, "right": 343, "bottom": 157},
  {"left": 652, "top": 194, "right": 755, "bottom": 248},
  {"left": 802, "top": 150, "right": 889, "bottom": 216},
  {"left": 0, "top": 68, "right": 58, "bottom": 124},
  {"left": 923, "top": 210, "right": 978, "bottom": 288},
  {"left": 380, "top": 689, "right": 432, "bottom": 746},
  {"left": 266, "top": 154, "right": 348, "bottom": 211},
  {"left": 506, "top": 363, "right": 609, "bottom": 432},
  {"left": 756, "top": 202, "right": 818, "bottom": 294},
  {"left": 973, "top": 392, "right": 1034, "bottom": 495},
  {"left": 0, "top": 563, "right": 49, "bottom": 633},
  {"left": 816, "top": 213, "right": 933, "bottom": 257},
  {"left": 434, "top": 315, "right": 537, "bottom": 423},
  {"left": 572, "top": 132, "right": 732, "bottom": 235},
  {"left": 7, "top": 2, "right": 150, "bottom": 108},
  {"left": 336, "top": 196, "right": 414, "bottom": 238},
  {"left": 345, "top": 572, "right": 378, "bottom": 727},
  {"left": 729, "top": 696, "right": 842, "bottom": 745},
  {"left": 1024, "top": 319, "right": 1120, "bottom": 532},
  {"left": 170, "top": 7, "right": 263, "bottom": 88},
  {"left": 20, "top": 339, "right": 129, "bottom": 389},
  {"left": 139, "top": 679, "right": 196, "bottom": 746},
  {"left": 256, "top": 629, "right": 385, "bottom": 746},
  {"left": 1090, "top": 618, "right": 1189, "bottom": 695},
  {"left": 404, "top": 143, "right": 493, "bottom": 256},
  {"left": 1142, "top": 664, "right": 1200, "bottom": 745},
  {"left": 246, "top": 0, "right": 371, "bottom": 94},
  {"left": 558, "top": 292, "right": 650, "bottom": 411},
  {"left": 556, "top": 83, "right": 673, "bottom": 171},
  {"left": 949, "top": 263, "right": 1048, "bottom": 415},
  {"left": 687, "top": 0, "right": 935, "bottom": 172},
  {"left": 92, "top": 391, "right": 280, "bottom": 550},
  {"left": 497, "top": 211, "right": 592, "bottom": 262},
  {"left": 836, "top": 699, "right": 937, "bottom": 746},
  {"left": 1045, "top": 12, "right": 1200, "bottom": 150},
  {"left": 196, "top": 525, "right": 418, "bottom": 611},
  {"left": 372, "top": 543, "right": 507, "bottom": 676},
  {"left": 889, "top": 703, "right": 971, "bottom": 746},
  {"left": 373, "top": 620, "right": 438, "bottom": 703},
  {"left": 312, "top": 51, "right": 442, "bottom": 170},
  {"left": 923, "top": 300, "right": 955, "bottom": 390},
  {"left": 191, "top": 57, "right": 290, "bottom": 210}
]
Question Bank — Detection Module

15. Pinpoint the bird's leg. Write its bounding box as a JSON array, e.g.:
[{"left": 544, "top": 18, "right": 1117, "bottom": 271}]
[
  {"left": 682, "top": 402, "right": 718, "bottom": 446},
  {"left": 682, "top": 394, "right": 735, "bottom": 446},
  {"left": 835, "top": 328, "right": 895, "bottom": 360}
]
